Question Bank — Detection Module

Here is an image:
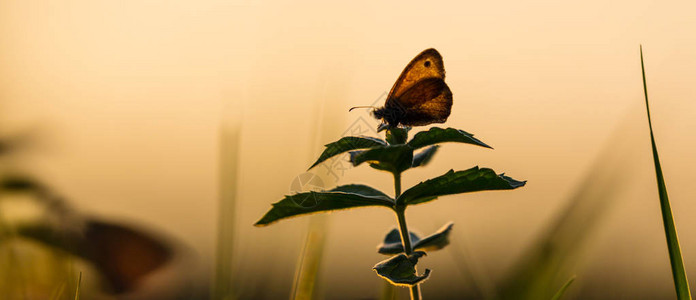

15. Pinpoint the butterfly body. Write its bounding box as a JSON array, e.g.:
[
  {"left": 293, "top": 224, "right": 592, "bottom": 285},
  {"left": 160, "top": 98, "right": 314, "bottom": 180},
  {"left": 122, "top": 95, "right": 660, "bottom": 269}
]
[{"left": 373, "top": 48, "right": 453, "bottom": 127}]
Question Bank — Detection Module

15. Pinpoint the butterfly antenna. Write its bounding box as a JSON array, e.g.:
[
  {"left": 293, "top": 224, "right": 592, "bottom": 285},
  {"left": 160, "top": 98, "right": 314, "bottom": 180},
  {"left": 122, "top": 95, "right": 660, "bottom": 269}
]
[{"left": 348, "top": 106, "right": 377, "bottom": 112}]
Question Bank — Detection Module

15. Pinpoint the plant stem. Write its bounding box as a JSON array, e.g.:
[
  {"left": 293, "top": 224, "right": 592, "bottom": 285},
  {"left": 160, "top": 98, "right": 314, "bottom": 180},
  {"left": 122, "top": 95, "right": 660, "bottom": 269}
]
[
  {"left": 393, "top": 172, "right": 422, "bottom": 300},
  {"left": 395, "top": 207, "right": 413, "bottom": 254},
  {"left": 393, "top": 172, "right": 402, "bottom": 197}
]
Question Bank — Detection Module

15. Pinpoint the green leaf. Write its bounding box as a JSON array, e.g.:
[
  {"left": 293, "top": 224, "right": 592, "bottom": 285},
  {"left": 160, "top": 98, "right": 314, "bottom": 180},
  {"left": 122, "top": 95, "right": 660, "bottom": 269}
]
[
  {"left": 368, "top": 162, "right": 394, "bottom": 172},
  {"left": 373, "top": 252, "right": 431, "bottom": 286},
  {"left": 407, "top": 127, "right": 492, "bottom": 150},
  {"left": 640, "top": 46, "right": 692, "bottom": 300},
  {"left": 550, "top": 276, "right": 575, "bottom": 300},
  {"left": 309, "top": 136, "right": 387, "bottom": 170},
  {"left": 331, "top": 184, "right": 392, "bottom": 198},
  {"left": 412, "top": 222, "right": 454, "bottom": 252},
  {"left": 411, "top": 146, "right": 439, "bottom": 168},
  {"left": 377, "top": 229, "right": 421, "bottom": 255},
  {"left": 254, "top": 184, "right": 394, "bottom": 226},
  {"left": 386, "top": 127, "right": 411, "bottom": 145},
  {"left": 378, "top": 222, "right": 454, "bottom": 255},
  {"left": 349, "top": 145, "right": 414, "bottom": 173},
  {"left": 397, "top": 167, "right": 526, "bottom": 205}
]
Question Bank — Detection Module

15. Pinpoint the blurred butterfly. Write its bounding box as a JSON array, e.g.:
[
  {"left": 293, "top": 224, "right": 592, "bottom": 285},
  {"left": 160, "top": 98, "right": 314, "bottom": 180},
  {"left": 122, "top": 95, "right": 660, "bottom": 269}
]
[
  {"left": 0, "top": 177, "right": 207, "bottom": 299},
  {"left": 351, "top": 48, "right": 453, "bottom": 129}
]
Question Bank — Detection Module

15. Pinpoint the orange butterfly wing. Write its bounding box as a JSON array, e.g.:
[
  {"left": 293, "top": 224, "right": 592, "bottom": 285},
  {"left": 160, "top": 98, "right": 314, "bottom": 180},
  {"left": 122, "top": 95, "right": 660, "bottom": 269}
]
[
  {"left": 393, "top": 78, "right": 452, "bottom": 126},
  {"left": 387, "top": 48, "right": 446, "bottom": 102},
  {"left": 382, "top": 49, "right": 452, "bottom": 126}
]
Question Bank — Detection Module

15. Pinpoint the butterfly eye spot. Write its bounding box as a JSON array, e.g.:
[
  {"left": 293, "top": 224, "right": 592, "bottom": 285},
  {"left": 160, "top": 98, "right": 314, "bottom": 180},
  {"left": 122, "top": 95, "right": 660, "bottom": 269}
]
[{"left": 424, "top": 61, "right": 431, "bottom": 67}]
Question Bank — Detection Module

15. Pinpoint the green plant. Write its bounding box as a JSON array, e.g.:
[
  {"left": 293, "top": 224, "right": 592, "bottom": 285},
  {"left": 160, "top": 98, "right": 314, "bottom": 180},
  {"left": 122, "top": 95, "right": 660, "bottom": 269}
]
[
  {"left": 640, "top": 45, "right": 692, "bottom": 300},
  {"left": 255, "top": 125, "right": 525, "bottom": 299}
]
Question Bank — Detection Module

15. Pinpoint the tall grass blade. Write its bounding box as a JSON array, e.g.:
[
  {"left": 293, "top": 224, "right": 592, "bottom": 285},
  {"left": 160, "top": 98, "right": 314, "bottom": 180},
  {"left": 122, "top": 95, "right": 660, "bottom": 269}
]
[
  {"left": 448, "top": 237, "right": 498, "bottom": 299},
  {"left": 381, "top": 281, "right": 398, "bottom": 300},
  {"left": 640, "top": 45, "right": 692, "bottom": 300},
  {"left": 291, "top": 216, "right": 328, "bottom": 300},
  {"left": 49, "top": 281, "right": 66, "bottom": 300},
  {"left": 291, "top": 73, "right": 345, "bottom": 300},
  {"left": 214, "top": 107, "right": 243, "bottom": 300},
  {"left": 74, "top": 272, "right": 82, "bottom": 300},
  {"left": 550, "top": 276, "right": 575, "bottom": 300}
]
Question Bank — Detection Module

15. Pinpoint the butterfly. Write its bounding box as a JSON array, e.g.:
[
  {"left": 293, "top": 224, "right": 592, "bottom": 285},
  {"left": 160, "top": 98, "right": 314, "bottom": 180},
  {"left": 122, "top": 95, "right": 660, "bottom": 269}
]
[
  {"left": 352, "top": 48, "right": 453, "bottom": 128},
  {"left": 0, "top": 176, "right": 204, "bottom": 297}
]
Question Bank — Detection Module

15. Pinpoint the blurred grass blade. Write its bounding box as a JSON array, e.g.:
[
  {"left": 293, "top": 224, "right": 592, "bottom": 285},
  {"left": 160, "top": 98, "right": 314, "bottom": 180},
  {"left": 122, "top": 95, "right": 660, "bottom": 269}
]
[
  {"left": 74, "top": 272, "right": 82, "bottom": 300},
  {"left": 291, "top": 215, "right": 328, "bottom": 300},
  {"left": 498, "top": 112, "right": 639, "bottom": 300},
  {"left": 550, "top": 276, "right": 574, "bottom": 300},
  {"left": 292, "top": 75, "right": 347, "bottom": 300},
  {"left": 381, "top": 281, "right": 398, "bottom": 300},
  {"left": 640, "top": 45, "right": 692, "bottom": 300},
  {"left": 215, "top": 121, "right": 242, "bottom": 300},
  {"left": 49, "top": 281, "right": 67, "bottom": 300}
]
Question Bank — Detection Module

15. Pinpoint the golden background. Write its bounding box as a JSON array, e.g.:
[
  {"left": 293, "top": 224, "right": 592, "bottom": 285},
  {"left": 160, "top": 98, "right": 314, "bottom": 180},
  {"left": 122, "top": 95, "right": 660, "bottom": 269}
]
[{"left": 1, "top": 0, "right": 695, "bottom": 299}]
